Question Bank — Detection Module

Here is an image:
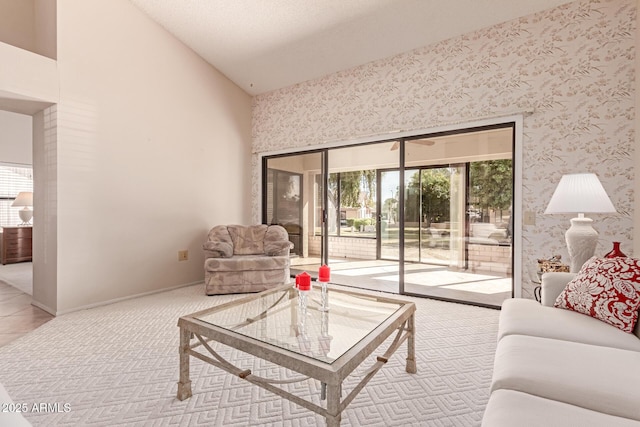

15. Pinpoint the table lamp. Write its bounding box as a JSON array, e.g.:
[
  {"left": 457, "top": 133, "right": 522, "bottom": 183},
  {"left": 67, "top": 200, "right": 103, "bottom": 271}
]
[
  {"left": 544, "top": 173, "right": 616, "bottom": 273},
  {"left": 12, "top": 191, "right": 33, "bottom": 226}
]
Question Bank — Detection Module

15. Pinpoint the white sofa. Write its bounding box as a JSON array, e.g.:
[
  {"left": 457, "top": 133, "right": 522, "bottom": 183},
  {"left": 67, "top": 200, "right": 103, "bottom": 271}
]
[{"left": 482, "top": 272, "right": 640, "bottom": 426}]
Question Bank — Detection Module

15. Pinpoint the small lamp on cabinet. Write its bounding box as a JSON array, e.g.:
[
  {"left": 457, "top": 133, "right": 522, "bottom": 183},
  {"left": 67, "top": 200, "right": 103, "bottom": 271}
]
[{"left": 12, "top": 191, "right": 33, "bottom": 226}]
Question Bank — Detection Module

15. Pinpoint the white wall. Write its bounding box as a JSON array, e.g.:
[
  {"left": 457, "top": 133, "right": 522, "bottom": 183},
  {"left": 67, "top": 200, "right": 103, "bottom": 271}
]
[
  {"left": 44, "top": 0, "right": 251, "bottom": 314},
  {"left": 0, "top": 0, "right": 35, "bottom": 53},
  {"left": 253, "top": 0, "right": 636, "bottom": 299},
  {"left": 32, "top": 109, "right": 57, "bottom": 312},
  {"left": 0, "top": 110, "right": 32, "bottom": 165},
  {"left": 0, "top": 40, "right": 58, "bottom": 316},
  {"left": 0, "top": 41, "right": 57, "bottom": 103},
  {"left": 0, "top": 0, "right": 56, "bottom": 59},
  {"left": 34, "top": 0, "right": 56, "bottom": 59}
]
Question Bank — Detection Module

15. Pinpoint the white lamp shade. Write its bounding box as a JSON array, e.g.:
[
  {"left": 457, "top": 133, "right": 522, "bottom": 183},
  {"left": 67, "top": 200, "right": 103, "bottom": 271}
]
[
  {"left": 11, "top": 191, "right": 33, "bottom": 207},
  {"left": 544, "top": 173, "right": 615, "bottom": 214}
]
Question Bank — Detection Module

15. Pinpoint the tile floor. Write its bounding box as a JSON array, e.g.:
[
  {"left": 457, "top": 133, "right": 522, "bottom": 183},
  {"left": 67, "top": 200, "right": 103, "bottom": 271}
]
[{"left": 0, "top": 281, "right": 53, "bottom": 347}]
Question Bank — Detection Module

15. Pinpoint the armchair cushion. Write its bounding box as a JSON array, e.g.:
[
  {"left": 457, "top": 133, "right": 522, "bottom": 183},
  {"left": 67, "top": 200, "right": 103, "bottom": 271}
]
[
  {"left": 228, "top": 224, "right": 268, "bottom": 255},
  {"left": 205, "top": 254, "right": 289, "bottom": 272}
]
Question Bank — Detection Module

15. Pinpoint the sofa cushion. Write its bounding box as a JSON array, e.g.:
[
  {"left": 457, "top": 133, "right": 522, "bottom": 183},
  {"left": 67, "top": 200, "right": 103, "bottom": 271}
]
[
  {"left": 205, "top": 254, "right": 289, "bottom": 272},
  {"left": 498, "top": 298, "right": 640, "bottom": 352},
  {"left": 228, "top": 224, "right": 268, "bottom": 255},
  {"left": 555, "top": 257, "right": 640, "bottom": 333},
  {"left": 482, "top": 389, "right": 640, "bottom": 427},
  {"left": 491, "top": 334, "right": 640, "bottom": 421}
]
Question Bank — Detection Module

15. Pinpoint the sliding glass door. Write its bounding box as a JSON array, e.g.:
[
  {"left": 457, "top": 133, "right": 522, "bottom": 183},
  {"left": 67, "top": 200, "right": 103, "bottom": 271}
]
[
  {"left": 263, "top": 152, "right": 325, "bottom": 263},
  {"left": 262, "top": 123, "right": 515, "bottom": 307},
  {"left": 402, "top": 128, "right": 514, "bottom": 306},
  {"left": 403, "top": 165, "right": 465, "bottom": 267}
]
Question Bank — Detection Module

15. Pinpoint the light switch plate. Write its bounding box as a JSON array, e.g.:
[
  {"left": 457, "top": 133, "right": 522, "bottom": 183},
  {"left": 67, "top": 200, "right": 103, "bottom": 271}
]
[{"left": 524, "top": 211, "right": 536, "bottom": 226}]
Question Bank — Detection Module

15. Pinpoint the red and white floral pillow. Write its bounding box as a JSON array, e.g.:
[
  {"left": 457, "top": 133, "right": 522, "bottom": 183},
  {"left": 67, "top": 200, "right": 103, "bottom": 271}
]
[{"left": 554, "top": 256, "right": 640, "bottom": 333}]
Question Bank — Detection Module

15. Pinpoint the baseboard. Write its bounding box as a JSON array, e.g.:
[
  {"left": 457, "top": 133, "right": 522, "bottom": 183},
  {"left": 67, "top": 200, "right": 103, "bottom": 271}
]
[
  {"left": 30, "top": 299, "right": 56, "bottom": 316},
  {"left": 49, "top": 281, "right": 203, "bottom": 316}
]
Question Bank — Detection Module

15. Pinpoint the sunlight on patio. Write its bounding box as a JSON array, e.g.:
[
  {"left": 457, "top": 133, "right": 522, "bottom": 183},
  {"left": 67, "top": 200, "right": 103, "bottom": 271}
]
[{"left": 291, "top": 258, "right": 511, "bottom": 306}]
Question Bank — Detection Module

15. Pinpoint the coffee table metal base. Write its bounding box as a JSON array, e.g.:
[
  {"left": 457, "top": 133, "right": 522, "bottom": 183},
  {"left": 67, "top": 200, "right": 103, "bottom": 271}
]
[{"left": 176, "top": 286, "right": 416, "bottom": 426}]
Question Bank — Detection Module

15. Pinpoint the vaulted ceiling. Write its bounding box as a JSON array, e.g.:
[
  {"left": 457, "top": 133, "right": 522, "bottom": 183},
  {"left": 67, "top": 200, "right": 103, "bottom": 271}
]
[{"left": 130, "top": 0, "right": 573, "bottom": 95}]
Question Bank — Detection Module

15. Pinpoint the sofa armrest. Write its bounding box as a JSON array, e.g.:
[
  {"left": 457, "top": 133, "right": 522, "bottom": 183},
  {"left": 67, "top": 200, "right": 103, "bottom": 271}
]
[{"left": 541, "top": 272, "right": 576, "bottom": 306}]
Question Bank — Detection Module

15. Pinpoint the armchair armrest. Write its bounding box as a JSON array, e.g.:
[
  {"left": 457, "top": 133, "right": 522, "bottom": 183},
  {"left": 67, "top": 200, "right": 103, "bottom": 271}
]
[
  {"left": 263, "top": 225, "right": 292, "bottom": 256},
  {"left": 202, "top": 241, "right": 233, "bottom": 258},
  {"left": 264, "top": 240, "right": 293, "bottom": 256},
  {"left": 541, "top": 272, "right": 576, "bottom": 306}
]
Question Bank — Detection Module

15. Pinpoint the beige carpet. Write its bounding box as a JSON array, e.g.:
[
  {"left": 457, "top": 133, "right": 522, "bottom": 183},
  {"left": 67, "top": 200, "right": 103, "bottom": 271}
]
[{"left": 0, "top": 283, "right": 499, "bottom": 426}]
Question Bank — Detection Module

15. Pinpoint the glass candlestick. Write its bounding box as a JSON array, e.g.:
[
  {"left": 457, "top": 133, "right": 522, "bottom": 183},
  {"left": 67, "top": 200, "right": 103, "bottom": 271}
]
[
  {"left": 318, "top": 265, "right": 330, "bottom": 311},
  {"left": 298, "top": 287, "right": 309, "bottom": 326},
  {"left": 319, "top": 280, "right": 330, "bottom": 311},
  {"left": 297, "top": 271, "right": 311, "bottom": 327}
]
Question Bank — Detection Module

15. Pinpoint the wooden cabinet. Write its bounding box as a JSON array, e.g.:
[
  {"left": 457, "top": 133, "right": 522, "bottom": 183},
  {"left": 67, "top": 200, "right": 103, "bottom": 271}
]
[{"left": 1, "top": 226, "right": 32, "bottom": 264}]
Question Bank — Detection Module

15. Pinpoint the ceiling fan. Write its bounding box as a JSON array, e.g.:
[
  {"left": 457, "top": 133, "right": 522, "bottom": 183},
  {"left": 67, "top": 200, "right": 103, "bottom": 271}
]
[{"left": 390, "top": 140, "right": 436, "bottom": 150}]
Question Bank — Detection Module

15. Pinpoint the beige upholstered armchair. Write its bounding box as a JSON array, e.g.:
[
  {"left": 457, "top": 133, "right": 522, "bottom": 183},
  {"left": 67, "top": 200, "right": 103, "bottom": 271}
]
[{"left": 203, "top": 224, "right": 292, "bottom": 295}]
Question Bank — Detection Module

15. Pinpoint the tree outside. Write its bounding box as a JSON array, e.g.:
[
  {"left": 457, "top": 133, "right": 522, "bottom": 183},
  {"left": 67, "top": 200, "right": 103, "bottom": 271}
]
[
  {"left": 469, "top": 160, "right": 512, "bottom": 222},
  {"left": 405, "top": 168, "right": 452, "bottom": 225},
  {"left": 328, "top": 160, "right": 512, "bottom": 235}
]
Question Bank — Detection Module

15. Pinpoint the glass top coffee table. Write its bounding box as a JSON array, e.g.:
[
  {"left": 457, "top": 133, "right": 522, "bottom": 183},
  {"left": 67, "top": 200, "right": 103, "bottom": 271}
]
[{"left": 177, "top": 283, "right": 416, "bottom": 426}]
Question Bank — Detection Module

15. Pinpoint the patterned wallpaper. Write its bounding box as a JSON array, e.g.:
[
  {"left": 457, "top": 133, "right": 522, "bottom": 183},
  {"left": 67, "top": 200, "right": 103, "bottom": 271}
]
[{"left": 251, "top": 0, "right": 636, "bottom": 298}]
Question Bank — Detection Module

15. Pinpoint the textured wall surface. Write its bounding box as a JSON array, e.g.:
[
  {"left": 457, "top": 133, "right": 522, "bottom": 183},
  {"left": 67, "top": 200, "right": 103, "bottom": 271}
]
[{"left": 252, "top": 0, "right": 636, "bottom": 298}]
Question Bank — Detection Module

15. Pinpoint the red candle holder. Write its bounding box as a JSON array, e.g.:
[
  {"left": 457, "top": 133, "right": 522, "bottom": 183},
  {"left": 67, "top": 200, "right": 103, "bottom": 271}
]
[
  {"left": 318, "top": 264, "right": 330, "bottom": 282},
  {"left": 297, "top": 272, "right": 311, "bottom": 291}
]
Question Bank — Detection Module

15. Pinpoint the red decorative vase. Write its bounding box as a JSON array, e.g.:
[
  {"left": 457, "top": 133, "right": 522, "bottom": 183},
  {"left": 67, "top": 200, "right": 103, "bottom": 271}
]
[{"left": 605, "top": 242, "right": 626, "bottom": 258}]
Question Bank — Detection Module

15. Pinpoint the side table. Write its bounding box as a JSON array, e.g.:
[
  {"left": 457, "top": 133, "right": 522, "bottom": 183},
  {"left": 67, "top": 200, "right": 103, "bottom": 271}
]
[{"left": 532, "top": 275, "right": 542, "bottom": 303}]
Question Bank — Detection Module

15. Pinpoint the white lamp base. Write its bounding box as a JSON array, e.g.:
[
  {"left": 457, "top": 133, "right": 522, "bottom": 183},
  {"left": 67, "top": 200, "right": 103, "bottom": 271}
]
[
  {"left": 565, "top": 217, "right": 597, "bottom": 273},
  {"left": 18, "top": 207, "right": 32, "bottom": 226}
]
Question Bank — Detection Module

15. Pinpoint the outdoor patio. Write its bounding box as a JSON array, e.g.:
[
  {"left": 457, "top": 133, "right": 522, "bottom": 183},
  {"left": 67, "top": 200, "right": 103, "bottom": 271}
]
[{"left": 291, "top": 257, "right": 511, "bottom": 307}]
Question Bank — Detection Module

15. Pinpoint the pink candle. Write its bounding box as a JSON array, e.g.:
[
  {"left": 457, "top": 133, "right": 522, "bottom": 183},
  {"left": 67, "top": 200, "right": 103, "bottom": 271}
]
[
  {"left": 298, "top": 272, "right": 311, "bottom": 291},
  {"left": 318, "top": 264, "right": 330, "bottom": 282}
]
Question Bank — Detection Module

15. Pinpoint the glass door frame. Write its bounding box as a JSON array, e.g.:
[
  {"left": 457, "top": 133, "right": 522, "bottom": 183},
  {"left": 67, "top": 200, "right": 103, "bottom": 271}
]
[
  {"left": 401, "top": 123, "right": 516, "bottom": 304},
  {"left": 399, "top": 163, "right": 467, "bottom": 267},
  {"left": 262, "top": 150, "right": 329, "bottom": 265},
  {"left": 260, "top": 119, "right": 520, "bottom": 306}
]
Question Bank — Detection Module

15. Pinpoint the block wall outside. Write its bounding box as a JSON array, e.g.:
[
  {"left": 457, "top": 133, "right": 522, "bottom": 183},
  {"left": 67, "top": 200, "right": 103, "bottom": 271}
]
[
  {"left": 308, "top": 235, "right": 377, "bottom": 260},
  {"left": 308, "top": 236, "right": 512, "bottom": 275},
  {"left": 467, "top": 243, "right": 512, "bottom": 275}
]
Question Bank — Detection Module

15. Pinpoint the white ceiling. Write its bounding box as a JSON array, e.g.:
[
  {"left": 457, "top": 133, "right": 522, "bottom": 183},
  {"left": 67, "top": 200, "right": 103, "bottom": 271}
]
[{"left": 130, "top": 0, "right": 572, "bottom": 95}]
